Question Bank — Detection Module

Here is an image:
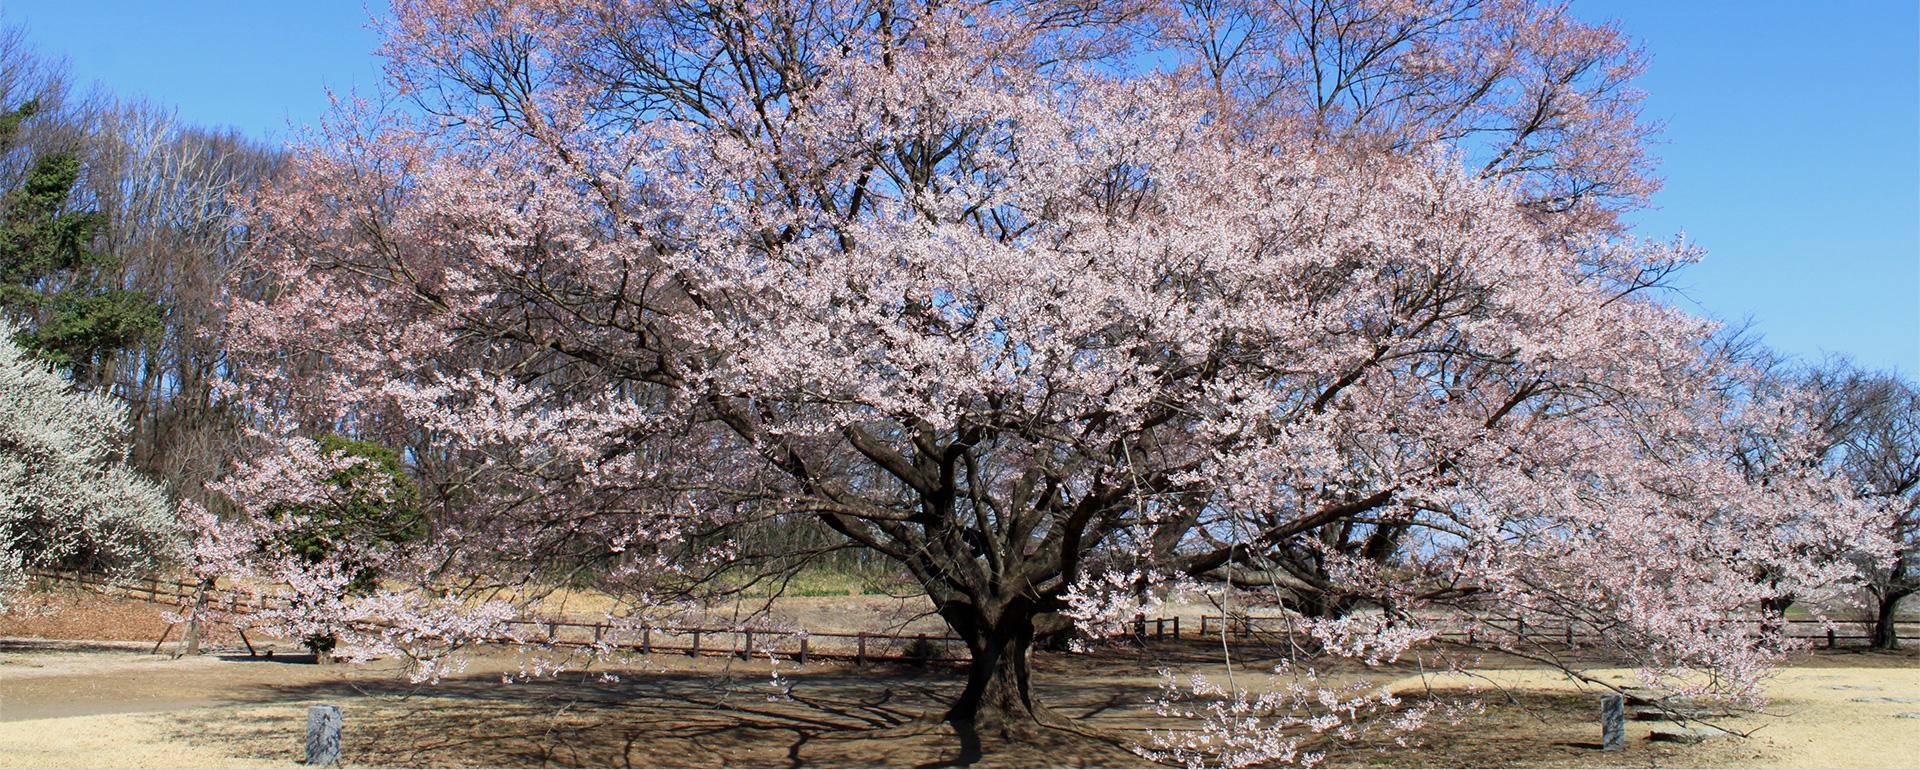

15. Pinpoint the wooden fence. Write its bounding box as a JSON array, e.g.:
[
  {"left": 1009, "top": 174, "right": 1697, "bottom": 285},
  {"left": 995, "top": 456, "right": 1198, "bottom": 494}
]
[
  {"left": 24, "top": 569, "right": 1182, "bottom": 663},
  {"left": 30, "top": 570, "right": 1910, "bottom": 660},
  {"left": 1196, "top": 613, "right": 1920, "bottom": 650}
]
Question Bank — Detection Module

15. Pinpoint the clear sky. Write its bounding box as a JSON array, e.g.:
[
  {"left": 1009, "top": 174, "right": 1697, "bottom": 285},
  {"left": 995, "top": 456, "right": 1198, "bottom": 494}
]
[{"left": 4, "top": 1, "right": 1917, "bottom": 377}]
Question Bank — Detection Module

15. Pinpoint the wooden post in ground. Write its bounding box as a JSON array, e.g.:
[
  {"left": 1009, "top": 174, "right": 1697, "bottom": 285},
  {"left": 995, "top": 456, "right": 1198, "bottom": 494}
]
[
  {"left": 856, "top": 633, "right": 868, "bottom": 666},
  {"left": 641, "top": 626, "right": 652, "bottom": 655},
  {"left": 1599, "top": 694, "right": 1625, "bottom": 750},
  {"left": 1173, "top": 616, "right": 1180, "bottom": 638},
  {"left": 150, "top": 623, "right": 176, "bottom": 655},
  {"left": 743, "top": 630, "right": 753, "bottom": 659},
  {"left": 306, "top": 704, "right": 343, "bottom": 766},
  {"left": 799, "top": 636, "right": 809, "bottom": 666},
  {"left": 690, "top": 630, "right": 701, "bottom": 657},
  {"left": 179, "top": 578, "right": 212, "bottom": 657}
]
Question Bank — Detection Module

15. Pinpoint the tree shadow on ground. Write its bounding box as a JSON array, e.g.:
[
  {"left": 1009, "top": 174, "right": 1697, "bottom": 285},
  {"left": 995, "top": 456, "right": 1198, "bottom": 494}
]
[
  {"left": 171, "top": 659, "right": 1155, "bottom": 768},
  {"left": 74, "top": 637, "right": 1742, "bottom": 769}
]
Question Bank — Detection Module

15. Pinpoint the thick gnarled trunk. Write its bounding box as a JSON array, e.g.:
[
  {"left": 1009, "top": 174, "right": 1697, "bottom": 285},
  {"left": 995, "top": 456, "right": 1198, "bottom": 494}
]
[
  {"left": 1872, "top": 590, "right": 1911, "bottom": 650},
  {"left": 939, "top": 601, "right": 1052, "bottom": 734}
]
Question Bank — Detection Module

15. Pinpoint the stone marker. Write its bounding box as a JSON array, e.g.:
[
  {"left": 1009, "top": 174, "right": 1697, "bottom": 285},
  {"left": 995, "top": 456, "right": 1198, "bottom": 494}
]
[
  {"left": 1600, "top": 694, "right": 1625, "bottom": 750},
  {"left": 306, "top": 704, "right": 342, "bottom": 766}
]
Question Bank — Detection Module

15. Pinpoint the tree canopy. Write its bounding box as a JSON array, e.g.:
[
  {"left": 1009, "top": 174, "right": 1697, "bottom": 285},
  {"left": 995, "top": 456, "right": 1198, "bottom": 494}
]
[{"left": 192, "top": 0, "right": 1887, "bottom": 754}]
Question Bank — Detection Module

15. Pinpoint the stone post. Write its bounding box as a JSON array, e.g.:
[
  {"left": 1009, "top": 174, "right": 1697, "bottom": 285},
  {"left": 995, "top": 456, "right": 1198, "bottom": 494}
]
[
  {"left": 1600, "top": 694, "right": 1625, "bottom": 750},
  {"left": 306, "top": 704, "right": 343, "bottom": 766}
]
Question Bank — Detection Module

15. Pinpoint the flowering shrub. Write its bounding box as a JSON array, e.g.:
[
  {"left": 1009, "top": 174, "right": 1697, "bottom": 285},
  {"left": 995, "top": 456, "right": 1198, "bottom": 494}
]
[{"left": 0, "top": 320, "right": 175, "bottom": 607}]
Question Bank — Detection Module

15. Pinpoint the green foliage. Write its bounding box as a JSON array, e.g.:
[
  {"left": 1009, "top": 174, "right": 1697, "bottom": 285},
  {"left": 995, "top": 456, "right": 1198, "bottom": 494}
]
[
  {"left": 276, "top": 435, "right": 426, "bottom": 594},
  {"left": 0, "top": 99, "right": 162, "bottom": 374}
]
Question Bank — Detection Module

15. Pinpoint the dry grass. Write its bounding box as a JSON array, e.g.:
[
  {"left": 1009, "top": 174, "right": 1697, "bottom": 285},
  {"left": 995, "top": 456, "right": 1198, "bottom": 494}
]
[{"left": 5, "top": 588, "right": 1920, "bottom": 768}]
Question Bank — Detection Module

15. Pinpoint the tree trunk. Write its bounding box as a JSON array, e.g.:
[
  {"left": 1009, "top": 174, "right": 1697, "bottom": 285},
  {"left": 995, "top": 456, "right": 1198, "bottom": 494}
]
[
  {"left": 1872, "top": 590, "right": 1912, "bottom": 651},
  {"left": 939, "top": 601, "right": 1053, "bottom": 735},
  {"left": 1292, "top": 589, "right": 1356, "bottom": 619},
  {"left": 1758, "top": 595, "right": 1794, "bottom": 637}
]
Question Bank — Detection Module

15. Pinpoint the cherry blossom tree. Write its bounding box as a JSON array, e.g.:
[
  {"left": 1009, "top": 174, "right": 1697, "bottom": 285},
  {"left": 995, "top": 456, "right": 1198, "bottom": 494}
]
[
  {"left": 0, "top": 319, "right": 176, "bottom": 607},
  {"left": 1802, "top": 364, "right": 1919, "bottom": 649},
  {"left": 200, "top": 0, "right": 1882, "bottom": 743}
]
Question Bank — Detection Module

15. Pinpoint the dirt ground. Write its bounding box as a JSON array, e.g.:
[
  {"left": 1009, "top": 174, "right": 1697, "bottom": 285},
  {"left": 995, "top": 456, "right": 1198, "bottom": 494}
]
[
  {"left": 3, "top": 636, "right": 1918, "bottom": 768},
  {"left": 5, "top": 590, "right": 1920, "bottom": 768}
]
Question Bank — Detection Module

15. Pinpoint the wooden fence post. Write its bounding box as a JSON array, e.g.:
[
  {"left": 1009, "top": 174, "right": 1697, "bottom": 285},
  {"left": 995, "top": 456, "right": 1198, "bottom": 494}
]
[
  {"left": 799, "top": 636, "right": 809, "bottom": 666},
  {"left": 743, "top": 630, "right": 754, "bottom": 659},
  {"left": 690, "top": 630, "right": 701, "bottom": 657},
  {"left": 857, "top": 633, "right": 868, "bottom": 666},
  {"left": 642, "top": 626, "right": 653, "bottom": 655},
  {"left": 1173, "top": 616, "right": 1180, "bottom": 638}
]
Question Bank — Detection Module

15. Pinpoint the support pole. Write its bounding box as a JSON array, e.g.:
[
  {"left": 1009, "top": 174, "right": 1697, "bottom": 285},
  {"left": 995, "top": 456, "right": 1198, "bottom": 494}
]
[
  {"left": 179, "top": 578, "right": 212, "bottom": 658},
  {"left": 150, "top": 623, "right": 176, "bottom": 655}
]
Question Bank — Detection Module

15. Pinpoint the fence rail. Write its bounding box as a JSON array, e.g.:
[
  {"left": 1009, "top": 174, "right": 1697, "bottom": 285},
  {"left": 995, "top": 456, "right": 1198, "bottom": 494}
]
[
  {"left": 30, "top": 570, "right": 1910, "bottom": 660},
  {"left": 1195, "top": 613, "right": 1920, "bottom": 650},
  {"left": 24, "top": 569, "right": 1182, "bottom": 663}
]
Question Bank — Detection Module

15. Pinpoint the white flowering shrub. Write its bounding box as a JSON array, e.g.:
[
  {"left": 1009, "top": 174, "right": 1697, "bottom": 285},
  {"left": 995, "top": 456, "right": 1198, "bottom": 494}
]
[{"left": 0, "top": 320, "right": 177, "bottom": 607}]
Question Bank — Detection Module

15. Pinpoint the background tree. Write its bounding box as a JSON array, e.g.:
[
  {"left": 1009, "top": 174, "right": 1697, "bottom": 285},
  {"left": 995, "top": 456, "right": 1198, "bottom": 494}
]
[
  {"left": 1806, "top": 365, "right": 1920, "bottom": 649},
  {"left": 0, "top": 23, "right": 282, "bottom": 505},
  {"left": 200, "top": 0, "right": 1881, "bottom": 744},
  {"left": 266, "top": 435, "right": 425, "bottom": 660},
  {"left": 0, "top": 317, "right": 176, "bottom": 607},
  {"left": 0, "top": 93, "right": 163, "bottom": 380}
]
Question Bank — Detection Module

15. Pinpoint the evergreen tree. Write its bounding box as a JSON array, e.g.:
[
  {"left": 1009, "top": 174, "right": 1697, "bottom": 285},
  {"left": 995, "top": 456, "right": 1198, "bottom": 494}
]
[{"left": 0, "top": 98, "right": 162, "bottom": 378}]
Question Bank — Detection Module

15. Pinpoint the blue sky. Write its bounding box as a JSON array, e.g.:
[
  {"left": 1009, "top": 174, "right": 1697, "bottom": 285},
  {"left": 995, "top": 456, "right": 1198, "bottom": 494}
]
[{"left": 5, "top": 1, "right": 1916, "bottom": 376}]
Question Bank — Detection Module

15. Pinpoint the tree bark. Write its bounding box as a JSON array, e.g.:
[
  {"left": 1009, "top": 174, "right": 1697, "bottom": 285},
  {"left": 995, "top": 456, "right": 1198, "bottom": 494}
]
[
  {"left": 1758, "top": 595, "right": 1794, "bottom": 637},
  {"left": 1871, "top": 590, "right": 1912, "bottom": 651},
  {"left": 939, "top": 601, "right": 1053, "bottom": 735}
]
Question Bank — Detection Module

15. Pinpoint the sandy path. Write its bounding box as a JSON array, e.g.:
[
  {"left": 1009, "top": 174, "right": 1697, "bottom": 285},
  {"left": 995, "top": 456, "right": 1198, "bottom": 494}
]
[
  {"left": 1395, "top": 664, "right": 1920, "bottom": 768},
  {"left": 0, "top": 711, "right": 296, "bottom": 769},
  {"left": 1, "top": 638, "right": 345, "bottom": 722},
  {"left": 3, "top": 637, "right": 1916, "bottom": 768}
]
